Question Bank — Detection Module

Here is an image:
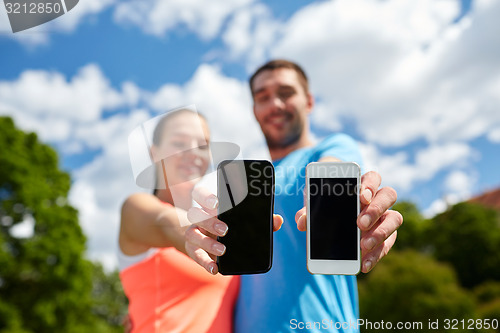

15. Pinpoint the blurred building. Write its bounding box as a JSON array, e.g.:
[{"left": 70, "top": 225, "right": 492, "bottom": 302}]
[{"left": 469, "top": 187, "right": 500, "bottom": 211}]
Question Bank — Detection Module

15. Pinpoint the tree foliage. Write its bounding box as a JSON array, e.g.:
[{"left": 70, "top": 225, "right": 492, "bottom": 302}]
[
  {"left": 91, "top": 263, "right": 129, "bottom": 332},
  {"left": 3, "top": 115, "right": 500, "bottom": 331},
  {"left": 362, "top": 199, "right": 500, "bottom": 331},
  {"left": 427, "top": 202, "right": 500, "bottom": 288},
  {"left": 474, "top": 281, "right": 500, "bottom": 328},
  {"left": 0, "top": 117, "right": 125, "bottom": 332},
  {"left": 359, "top": 250, "right": 476, "bottom": 332},
  {"left": 392, "top": 201, "right": 429, "bottom": 251}
]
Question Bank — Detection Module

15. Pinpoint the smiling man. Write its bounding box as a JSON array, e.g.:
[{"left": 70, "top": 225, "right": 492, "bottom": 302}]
[
  {"left": 251, "top": 61, "right": 315, "bottom": 160},
  {"left": 186, "top": 59, "right": 403, "bottom": 332}
]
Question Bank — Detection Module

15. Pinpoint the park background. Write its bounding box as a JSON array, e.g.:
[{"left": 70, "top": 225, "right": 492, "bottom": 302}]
[{"left": 1, "top": 0, "right": 499, "bottom": 331}]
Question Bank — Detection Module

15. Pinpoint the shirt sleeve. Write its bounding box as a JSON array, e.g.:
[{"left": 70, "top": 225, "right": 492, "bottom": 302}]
[{"left": 313, "top": 133, "right": 364, "bottom": 169}]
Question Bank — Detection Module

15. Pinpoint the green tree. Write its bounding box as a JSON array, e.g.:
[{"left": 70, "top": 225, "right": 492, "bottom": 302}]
[
  {"left": 0, "top": 117, "right": 115, "bottom": 332},
  {"left": 474, "top": 281, "right": 500, "bottom": 331},
  {"left": 427, "top": 202, "right": 500, "bottom": 288},
  {"left": 91, "top": 263, "right": 129, "bottom": 332},
  {"left": 392, "top": 201, "right": 429, "bottom": 251},
  {"left": 359, "top": 250, "right": 476, "bottom": 333}
]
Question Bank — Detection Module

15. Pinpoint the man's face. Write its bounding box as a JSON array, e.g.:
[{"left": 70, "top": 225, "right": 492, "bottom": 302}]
[{"left": 251, "top": 68, "right": 313, "bottom": 149}]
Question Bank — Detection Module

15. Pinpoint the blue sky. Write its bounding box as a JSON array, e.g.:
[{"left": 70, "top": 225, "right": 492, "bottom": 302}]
[{"left": 1, "top": 0, "right": 499, "bottom": 269}]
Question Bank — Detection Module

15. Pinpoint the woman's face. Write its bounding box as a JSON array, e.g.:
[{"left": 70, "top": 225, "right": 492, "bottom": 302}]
[{"left": 151, "top": 112, "right": 210, "bottom": 188}]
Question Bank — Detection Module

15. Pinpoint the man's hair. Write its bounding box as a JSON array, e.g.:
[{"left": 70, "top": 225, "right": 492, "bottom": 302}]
[{"left": 249, "top": 59, "right": 309, "bottom": 95}]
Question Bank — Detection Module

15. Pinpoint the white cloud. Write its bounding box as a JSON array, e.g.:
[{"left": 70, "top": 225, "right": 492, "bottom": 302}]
[
  {"left": 0, "top": 61, "right": 267, "bottom": 270},
  {"left": 250, "top": 0, "right": 500, "bottom": 149},
  {"left": 68, "top": 61, "right": 269, "bottom": 270},
  {"left": 221, "top": 3, "right": 282, "bottom": 69},
  {"left": 360, "top": 140, "right": 477, "bottom": 218},
  {"left": 114, "top": 0, "right": 253, "bottom": 40},
  {"left": 423, "top": 198, "right": 448, "bottom": 218},
  {"left": 422, "top": 169, "right": 477, "bottom": 218},
  {"left": 0, "top": 6, "right": 49, "bottom": 45},
  {"left": 444, "top": 169, "right": 475, "bottom": 199},
  {"left": 67, "top": 64, "right": 268, "bottom": 270},
  {"left": 488, "top": 128, "right": 500, "bottom": 143},
  {"left": 69, "top": 109, "right": 151, "bottom": 270},
  {"left": 359, "top": 142, "right": 475, "bottom": 191},
  {"left": 54, "top": 0, "right": 116, "bottom": 32},
  {"left": 149, "top": 63, "right": 269, "bottom": 159},
  {"left": 310, "top": 101, "right": 342, "bottom": 133},
  {"left": 0, "top": 65, "right": 145, "bottom": 270},
  {"left": 0, "top": 64, "right": 132, "bottom": 143}
]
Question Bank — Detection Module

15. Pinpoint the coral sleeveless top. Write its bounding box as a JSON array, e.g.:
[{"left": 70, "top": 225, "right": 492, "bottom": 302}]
[{"left": 120, "top": 243, "right": 239, "bottom": 333}]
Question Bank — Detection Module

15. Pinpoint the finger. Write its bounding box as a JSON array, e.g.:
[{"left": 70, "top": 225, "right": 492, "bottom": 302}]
[
  {"left": 295, "top": 207, "right": 307, "bottom": 232},
  {"left": 185, "top": 226, "right": 221, "bottom": 275},
  {"left": 359, "top": 171, "right": 381, "bottom": 206},
  {"left": 192, "top": 186, "right": 218, "bottom": 212},
  {"left": 185, "top": 225, "right": 226, "bottom": 257},
  {"left": 187, "top": 207, "right": 228, "bottom": 236},
  {"left": 185, "top": 240, "right": 219, "bottom": 275},
  {"left": 295, "top": 207, "right": 306, "bottom": 223},
  {"left": 361, "top": 231, "right": 397, "bottom": 273},
  {"left": 273, "top": 214, "right": 284, "bottom": 232},
  {"left": 357, "top": 186, "right": 398, "bottom": 230},
  {"left": 361, "top": 210, "right": 403, "bottom": 253}
]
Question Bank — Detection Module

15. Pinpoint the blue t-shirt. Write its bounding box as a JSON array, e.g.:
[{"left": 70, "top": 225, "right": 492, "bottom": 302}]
[{"left": 234, "top": 133, "right": 363, "bottom": 333}]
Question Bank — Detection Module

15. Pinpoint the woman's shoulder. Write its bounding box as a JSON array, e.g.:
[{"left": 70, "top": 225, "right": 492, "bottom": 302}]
[
  {"left": 124, "top": 192, "right": 157, "bottom": 203},
  {"left": 123, "top": 192, "right": 173, "bottom": 206},
  {"left": 121, "top": 192, "right": 171, "bottom": 212}
]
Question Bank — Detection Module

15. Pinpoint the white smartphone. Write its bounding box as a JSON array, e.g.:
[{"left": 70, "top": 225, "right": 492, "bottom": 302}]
[{"left": 306, "top": 161, "right": 361, "bottom": 275}]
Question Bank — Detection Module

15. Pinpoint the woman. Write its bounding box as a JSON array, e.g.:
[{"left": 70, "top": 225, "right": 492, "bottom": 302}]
[{"left": 118, "top": 109, "right": 238, "bottom": 333}]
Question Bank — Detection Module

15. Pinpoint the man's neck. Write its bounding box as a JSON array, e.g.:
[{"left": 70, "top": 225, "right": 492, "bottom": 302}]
[{"left": 269, "top": 135, "right": 313, "bottom": 161}]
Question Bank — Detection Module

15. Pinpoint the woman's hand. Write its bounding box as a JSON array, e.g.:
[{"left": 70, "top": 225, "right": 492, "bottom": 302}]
[{"left": 185, "top": 187, "right": 283, "bottom": 274}]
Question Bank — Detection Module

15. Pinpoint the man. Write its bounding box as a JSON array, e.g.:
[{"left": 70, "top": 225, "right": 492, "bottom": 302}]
[{"left": 186, "top": 59, "right": 402, "bottom": 332}]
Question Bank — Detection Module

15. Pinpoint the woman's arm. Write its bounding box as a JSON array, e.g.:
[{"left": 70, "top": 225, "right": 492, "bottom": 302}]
[{"left": 119, "top": 193, "right": 190, "bottom": 256}]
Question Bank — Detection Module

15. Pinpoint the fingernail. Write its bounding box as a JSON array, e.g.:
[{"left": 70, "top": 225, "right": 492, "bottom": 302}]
[
  {"left": 364, "top": 237, "right": 376, "bottom": 251},
  {"left": 215, "top": 222, "right": 228, "bottom": 236},
  {"left": 364, "top": 260, "right": 372, "bottom": 272},
  {"left": 359, "top": 215, "right": 371, "bottom": 229},
  {"left": 209, "top": 264, "right": 215, "bottom": 275},
  {"left": 298, "top": 214, "right": 306, "bottom": 226},
  {"left": 207, "top": 196, "right": 218, "bottom": 210},
  {"left": 362, "top": 189, "right": 373, "bottom": 203},
  {"left": 213, "top": 243, "right": 226, "bottom": 256}
]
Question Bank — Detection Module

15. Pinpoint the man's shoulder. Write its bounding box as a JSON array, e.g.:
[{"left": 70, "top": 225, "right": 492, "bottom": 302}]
[
  {"left": 313, "top": 133, "right": 362, "bottom": 166},
  {"left": 276, "top": 133, "right": 360, "bottom": 166},
  {"left": 316, "top": 133, "right": 357, "bottom": 150}
]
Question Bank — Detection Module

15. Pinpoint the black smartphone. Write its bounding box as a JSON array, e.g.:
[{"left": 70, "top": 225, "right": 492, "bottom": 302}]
[{"left": 216, "top": 160, "right": 274, "bottom": 275}]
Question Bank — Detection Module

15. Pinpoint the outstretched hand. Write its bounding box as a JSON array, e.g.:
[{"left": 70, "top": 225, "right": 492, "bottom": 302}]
[
  {"left": 185, "top": 187, "right": 283, "bottom": 275},
  {"left": 295, "top": 171, "right": 403, "bottom": 273}
]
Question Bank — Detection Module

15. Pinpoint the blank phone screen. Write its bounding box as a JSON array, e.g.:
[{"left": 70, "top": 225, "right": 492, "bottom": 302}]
[
  {"left": 217, "top": 160, "right": 274, "bottom": 275},
  {"left": 309, "top": 178, "right": 358, "bottom": 260}
]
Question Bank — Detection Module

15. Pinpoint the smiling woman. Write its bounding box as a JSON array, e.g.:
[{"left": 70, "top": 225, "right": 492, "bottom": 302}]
[
  {"left": 118, "top": 108, "right": 239, "bottom": 333},
  {"left": 150, "top": 109, "right": 211, "bottom": 207}
]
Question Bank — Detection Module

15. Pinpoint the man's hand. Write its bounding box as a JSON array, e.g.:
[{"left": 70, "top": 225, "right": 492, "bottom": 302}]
[
  {"left": 185, "top": 187, "right": 283, "bottom": 275},
  {"left": 295, "top": 171, "right": 402, "bottom": 273}
]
